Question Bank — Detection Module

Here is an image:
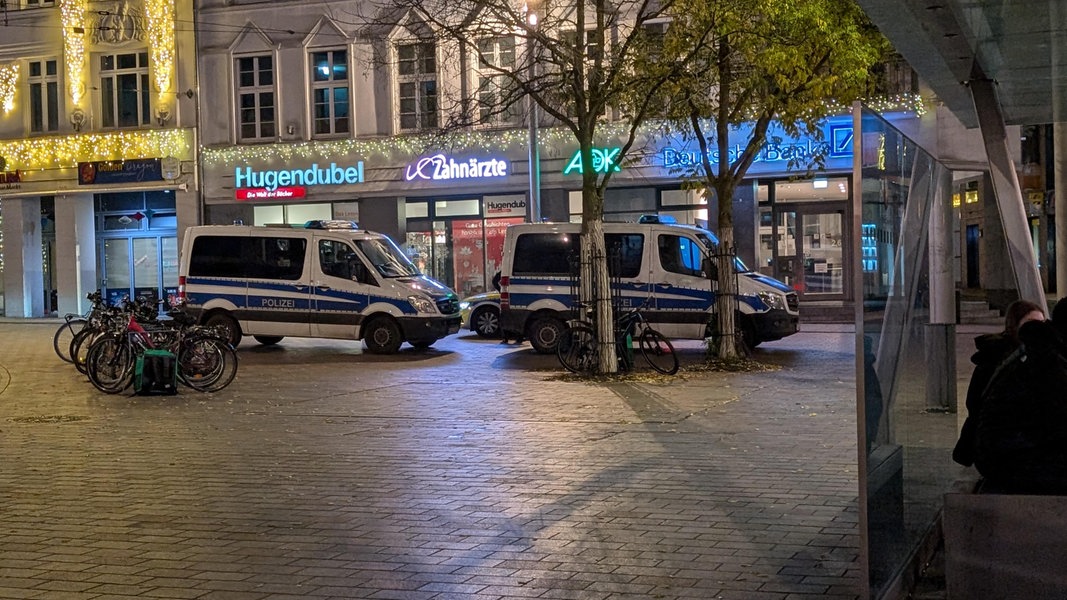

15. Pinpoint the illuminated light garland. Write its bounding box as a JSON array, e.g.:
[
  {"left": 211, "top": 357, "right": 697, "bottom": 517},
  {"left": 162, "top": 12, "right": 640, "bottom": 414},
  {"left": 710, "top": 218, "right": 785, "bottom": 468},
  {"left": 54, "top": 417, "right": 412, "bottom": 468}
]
[
  {"left": 144, "top": 0, "right": 176, "bottom": 102},
  {"left": 202, "top": 93, "right": 923, "bottom": 166},
  {"left": 0, "top": 63, "right": 19, "bottom": 114},
  {"left": 0, "top": 129, "right": 193, "bottom": 170},
  {"left": 59, "top": 0, "right": 88, "bottom": 106}
]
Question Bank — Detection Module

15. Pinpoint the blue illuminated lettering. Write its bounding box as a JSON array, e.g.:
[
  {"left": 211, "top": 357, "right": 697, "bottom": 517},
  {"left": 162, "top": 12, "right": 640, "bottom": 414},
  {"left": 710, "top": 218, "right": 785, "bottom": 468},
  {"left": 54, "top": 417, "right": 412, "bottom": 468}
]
[{"left": 235, "top": 162, "right": 366, "bottom": 191}]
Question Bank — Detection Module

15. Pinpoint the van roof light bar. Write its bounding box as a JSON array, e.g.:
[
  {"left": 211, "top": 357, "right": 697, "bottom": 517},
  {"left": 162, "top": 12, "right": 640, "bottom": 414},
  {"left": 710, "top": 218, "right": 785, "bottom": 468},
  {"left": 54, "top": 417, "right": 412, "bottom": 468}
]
[
  {"left": 304, "top": 220, "right": 359, "bottom": 230},
  {"left": 637, "top": 214, "right": 677, "bottom": 224}
]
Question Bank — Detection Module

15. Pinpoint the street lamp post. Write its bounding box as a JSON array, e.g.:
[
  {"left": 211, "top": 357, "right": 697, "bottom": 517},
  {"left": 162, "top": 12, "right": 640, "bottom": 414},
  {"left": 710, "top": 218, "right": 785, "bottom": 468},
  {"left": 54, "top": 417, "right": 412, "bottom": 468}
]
[{"left": 526, "top": 7, "right": 541, "bottom": 223}]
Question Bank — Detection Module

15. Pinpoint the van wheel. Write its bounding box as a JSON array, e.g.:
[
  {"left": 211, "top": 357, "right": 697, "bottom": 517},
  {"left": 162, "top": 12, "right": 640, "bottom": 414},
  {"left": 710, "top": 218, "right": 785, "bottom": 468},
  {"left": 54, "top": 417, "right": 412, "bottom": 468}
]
[
  {"left": 363, "top": 317, "right": 403, "bottom": 354},
  {"left": 471, "top": 306, "right": 501, "bottom": 338},
  {"left": 253, "top": 335, "right": 283, "bottom": 346},
  {"left": 528, "top": 315, "right": 565, "bottom": 354},
  {"left": 205, "top": 313, "right": 242, "bottom": 348}
]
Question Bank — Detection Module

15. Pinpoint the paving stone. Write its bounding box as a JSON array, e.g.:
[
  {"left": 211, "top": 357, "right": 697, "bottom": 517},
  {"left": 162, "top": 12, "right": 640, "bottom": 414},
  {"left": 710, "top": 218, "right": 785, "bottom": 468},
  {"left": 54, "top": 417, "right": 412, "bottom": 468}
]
[{"left": 0, "top": 323, "right": 877, "bottom": 599}]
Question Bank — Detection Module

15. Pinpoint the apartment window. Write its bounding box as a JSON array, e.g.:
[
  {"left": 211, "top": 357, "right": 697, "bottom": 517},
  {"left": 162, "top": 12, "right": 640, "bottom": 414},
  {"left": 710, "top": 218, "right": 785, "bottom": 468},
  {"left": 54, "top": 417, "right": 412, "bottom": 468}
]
[
  {"left": 99, "top": 52, "right": 150, "bottom": 128},
  {"left": 23, "top": 0, "right": 56, "bottom": 6},
  {"left": 28, "top": 59, "right": 59, "bottom": 133},
  {"left": 397, "top": 42, "right": 437, "bottom": 131},
  {"left": 236, "top": 55, "right": 276, "bottom": 140},
  {"left": 562, "top": 28, "right": 604, "bottom": 63},
  {"left": 476, "top": 36, "right": 519, "bottom": 125},
  {"left": 310, "top": 49, "right": 349, "bottom": 136}
]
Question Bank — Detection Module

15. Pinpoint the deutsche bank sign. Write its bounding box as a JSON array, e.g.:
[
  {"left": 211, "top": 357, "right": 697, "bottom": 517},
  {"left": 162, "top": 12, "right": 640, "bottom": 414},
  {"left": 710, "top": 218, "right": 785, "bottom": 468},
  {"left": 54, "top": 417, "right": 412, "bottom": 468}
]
[{"left": 658, "top": 118, "right": 856, "bottom": 175}]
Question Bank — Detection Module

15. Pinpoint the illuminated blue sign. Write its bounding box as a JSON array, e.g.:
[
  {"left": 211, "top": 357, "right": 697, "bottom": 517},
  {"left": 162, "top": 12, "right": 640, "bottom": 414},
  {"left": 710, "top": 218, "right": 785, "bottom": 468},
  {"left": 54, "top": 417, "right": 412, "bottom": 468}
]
[
  {"left": 235, "top": 162, "right": 365, "bottom": 192},
  {"left": 405, "top": 154, "right": 508, "bottom": 181},
  {"left": 657, "top": 116, "right": 856, "bottom": 176}
]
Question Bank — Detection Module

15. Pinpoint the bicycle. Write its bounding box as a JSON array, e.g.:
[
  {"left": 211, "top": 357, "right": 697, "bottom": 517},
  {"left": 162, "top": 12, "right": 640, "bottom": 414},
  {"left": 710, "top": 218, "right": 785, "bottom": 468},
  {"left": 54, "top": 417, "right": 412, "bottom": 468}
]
[
  {"left": 557, "top": 299, "right": 678, "bottom": 375},
  {"left": 52, "top": 291, "right": 105, "bottom": 363},
  {"left": 84, "top": 298, "right": 238, "bottom": 394}
]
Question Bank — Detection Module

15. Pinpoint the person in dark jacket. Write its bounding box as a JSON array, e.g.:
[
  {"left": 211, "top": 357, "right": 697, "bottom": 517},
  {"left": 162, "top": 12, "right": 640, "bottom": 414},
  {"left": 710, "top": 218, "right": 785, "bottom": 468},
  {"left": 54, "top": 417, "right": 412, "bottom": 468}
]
[
  {"left": 973, "top": 314, "right": 1067, "bottom": 494},
  {"left": 952, "top": 299, "right": 1045, "bottom": 467}
]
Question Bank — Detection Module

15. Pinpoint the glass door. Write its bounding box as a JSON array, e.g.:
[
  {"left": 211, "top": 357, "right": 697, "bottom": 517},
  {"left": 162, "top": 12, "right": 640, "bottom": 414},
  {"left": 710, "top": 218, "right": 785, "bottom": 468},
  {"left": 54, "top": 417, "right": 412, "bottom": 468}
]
[
  {"left": 800, "top": 210, "right": 845, "bottom": 296},
  {"left": 100, "top": 235, "right": 178, "bottom": 307},
  {"left": 759, "top": 204, "right": 848, "bottom": 299}
]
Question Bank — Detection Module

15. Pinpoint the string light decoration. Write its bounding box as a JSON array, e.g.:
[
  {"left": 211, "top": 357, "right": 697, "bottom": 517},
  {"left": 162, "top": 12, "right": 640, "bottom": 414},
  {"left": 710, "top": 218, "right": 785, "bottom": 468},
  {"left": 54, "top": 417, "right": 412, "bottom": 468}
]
[
  {"left": 202, "top": 93, "right": 923, "bottom": 166},
  {"left": 0, "top": 129, "right": 193, "bottom": 171},
  {"left": 59, "top": 0, "right": 88, "bottom": 106},
  {"left": 0, "top": 63, "right": 19, "bottom": 114},
  {"left": 144, "top": 0, "right": 176, "bottom": 104}
]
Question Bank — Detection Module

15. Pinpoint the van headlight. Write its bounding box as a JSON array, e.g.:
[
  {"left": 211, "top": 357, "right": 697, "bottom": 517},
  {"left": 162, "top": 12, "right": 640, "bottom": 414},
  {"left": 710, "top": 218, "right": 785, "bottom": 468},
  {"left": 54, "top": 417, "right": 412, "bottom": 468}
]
[
  {"left": 757, "top": 291, "right": 785, "bottom": 310},
  {"left": 408, "top": 295, "right": 437, "bottom": 314}
]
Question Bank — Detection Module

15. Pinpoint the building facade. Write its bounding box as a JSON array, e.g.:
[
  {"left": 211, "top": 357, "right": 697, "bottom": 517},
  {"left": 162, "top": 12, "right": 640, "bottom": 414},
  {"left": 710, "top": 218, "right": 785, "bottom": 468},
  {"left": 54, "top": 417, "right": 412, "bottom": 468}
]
[
  {"left": 196, "top": 0, "right": 932, "bottom": 307},
  {"left": 0, "top": 0, "right": 198, "bottom": 317},
  {"left": 0, "top": 0, "right": 1025, "bottom": 320}
]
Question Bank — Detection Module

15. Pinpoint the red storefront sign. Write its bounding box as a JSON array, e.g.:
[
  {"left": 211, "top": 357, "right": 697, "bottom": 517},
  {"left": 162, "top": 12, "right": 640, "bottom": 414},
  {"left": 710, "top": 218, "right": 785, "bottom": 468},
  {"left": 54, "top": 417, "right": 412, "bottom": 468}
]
[{"left": 236, "top": 187, "right": 307, "bottom": 200}]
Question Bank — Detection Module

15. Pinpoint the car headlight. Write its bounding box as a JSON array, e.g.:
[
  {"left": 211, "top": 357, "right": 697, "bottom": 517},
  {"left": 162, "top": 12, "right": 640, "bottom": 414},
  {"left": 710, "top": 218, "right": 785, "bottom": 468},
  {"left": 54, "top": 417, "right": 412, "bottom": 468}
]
[
  {"left": 757, "top": 291, "right": 785, "bottom": 310},
  {"left": 408, "top": 295, "right": 437, "bottom": 314}
]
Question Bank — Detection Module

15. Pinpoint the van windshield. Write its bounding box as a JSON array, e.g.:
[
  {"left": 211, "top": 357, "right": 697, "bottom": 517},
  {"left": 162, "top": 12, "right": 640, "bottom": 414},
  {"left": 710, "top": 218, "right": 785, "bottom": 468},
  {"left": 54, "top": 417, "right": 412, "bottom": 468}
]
[
  {"left": 354, "top": 238, "right": 421, "bottom": 278},
  {"left": 695, "top": 232, "right": 751, "bottom": 273}
]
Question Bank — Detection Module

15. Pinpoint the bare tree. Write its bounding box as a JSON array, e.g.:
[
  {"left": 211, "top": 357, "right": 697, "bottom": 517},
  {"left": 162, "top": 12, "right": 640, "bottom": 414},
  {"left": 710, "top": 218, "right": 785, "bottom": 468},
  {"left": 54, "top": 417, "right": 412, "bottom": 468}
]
[{"left": 355, "top": 0, "right": 715, "bottom": 373}]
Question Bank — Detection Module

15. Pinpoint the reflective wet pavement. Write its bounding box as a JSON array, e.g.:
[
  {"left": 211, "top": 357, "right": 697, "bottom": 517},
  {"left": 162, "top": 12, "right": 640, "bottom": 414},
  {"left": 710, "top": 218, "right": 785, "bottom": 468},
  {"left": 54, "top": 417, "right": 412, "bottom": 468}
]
[{"left": 1, "top": 322, "right": 869, "bottom": 599}]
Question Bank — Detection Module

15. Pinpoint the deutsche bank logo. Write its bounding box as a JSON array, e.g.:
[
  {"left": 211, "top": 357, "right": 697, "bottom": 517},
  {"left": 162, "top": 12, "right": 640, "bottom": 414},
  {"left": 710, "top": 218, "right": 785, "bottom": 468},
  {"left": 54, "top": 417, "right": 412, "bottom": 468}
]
[{"left": 829, "top": 125, "right": 854, "bottom": 158}]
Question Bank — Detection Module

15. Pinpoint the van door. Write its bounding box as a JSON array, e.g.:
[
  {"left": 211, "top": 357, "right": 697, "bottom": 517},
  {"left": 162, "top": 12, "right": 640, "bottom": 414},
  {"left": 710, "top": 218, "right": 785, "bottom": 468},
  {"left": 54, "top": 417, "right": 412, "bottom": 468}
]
[
  {"left": 653, "top": 232, "right": 713, "bottom": 340},
  {"left": 242, "top": 234, "right": 312, "bottom": 338},
  {"left": 311, "top": 237, "right": 371, "bottom": 339}
]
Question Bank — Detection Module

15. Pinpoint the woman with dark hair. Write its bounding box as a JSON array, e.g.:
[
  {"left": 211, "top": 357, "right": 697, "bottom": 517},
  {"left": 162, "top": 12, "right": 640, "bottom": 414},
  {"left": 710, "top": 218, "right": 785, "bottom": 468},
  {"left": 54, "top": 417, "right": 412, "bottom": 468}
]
[
  {"left": 973, "top": 302, "right": 1067, "bottom": 493},
  {"left": 952, "top": 299, "right": 1046, "bottom": 467}
]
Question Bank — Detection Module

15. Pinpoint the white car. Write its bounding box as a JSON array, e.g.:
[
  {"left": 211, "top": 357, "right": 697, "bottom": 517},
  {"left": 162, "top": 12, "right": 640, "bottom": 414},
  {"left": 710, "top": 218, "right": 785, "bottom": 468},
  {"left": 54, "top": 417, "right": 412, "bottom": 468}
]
[{"left": 460, "top": 291, "right": 501, "bottom": 338}]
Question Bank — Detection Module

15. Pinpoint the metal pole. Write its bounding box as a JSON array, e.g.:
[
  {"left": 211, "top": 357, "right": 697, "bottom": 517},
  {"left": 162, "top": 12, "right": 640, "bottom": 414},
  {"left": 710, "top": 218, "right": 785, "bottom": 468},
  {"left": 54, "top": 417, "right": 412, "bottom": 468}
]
[{"left": 527, "top": 56, "right": 541, "bottom": 223}]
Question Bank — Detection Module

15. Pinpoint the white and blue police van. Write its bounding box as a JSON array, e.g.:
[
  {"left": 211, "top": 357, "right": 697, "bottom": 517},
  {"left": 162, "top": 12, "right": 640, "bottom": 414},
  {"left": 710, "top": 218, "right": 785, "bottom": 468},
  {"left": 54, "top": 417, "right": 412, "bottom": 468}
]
[
  {"left": 177, "top": 220, "right": 461, "bottom": 354},
  {"left": 498, "top": 216, "right": 799, "bottom": 353}
]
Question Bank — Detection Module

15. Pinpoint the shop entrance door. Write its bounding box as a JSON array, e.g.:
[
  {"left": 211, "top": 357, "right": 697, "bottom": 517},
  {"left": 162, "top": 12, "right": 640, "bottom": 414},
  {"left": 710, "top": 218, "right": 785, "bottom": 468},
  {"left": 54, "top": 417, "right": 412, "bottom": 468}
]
[
  {"left": 99, "top": 235, "right": 179, "bottom": 306},
  {"left": 758, "top": 204, "right": 847, "bottom": 300}
]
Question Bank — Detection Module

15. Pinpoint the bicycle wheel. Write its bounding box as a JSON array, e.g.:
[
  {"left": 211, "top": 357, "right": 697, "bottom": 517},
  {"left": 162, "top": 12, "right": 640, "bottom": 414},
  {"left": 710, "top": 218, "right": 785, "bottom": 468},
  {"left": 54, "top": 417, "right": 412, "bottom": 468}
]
[
  {"left": 71, "top": 328, "right": 102, "bottom": 375},
  {"left": 557, "top": 323, "right": 598, "bottom": 374},
  {"left": 178, "top": 335, "right": 238, "bottom": 392},
  {"left": 638, "top": 328, "right": 678, "bottom": 375},
  {"left": 53, "top": 318, "right": 87, "bottom": 363},
  {"left": 86, "top": 335, "right": 134, "bottom": 394}
]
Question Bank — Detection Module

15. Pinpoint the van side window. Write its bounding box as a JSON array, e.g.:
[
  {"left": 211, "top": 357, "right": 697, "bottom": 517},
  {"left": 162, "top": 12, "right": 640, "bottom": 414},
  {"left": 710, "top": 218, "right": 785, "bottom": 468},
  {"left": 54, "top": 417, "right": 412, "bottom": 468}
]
[
  {"left": 514, "top": 233, "right": 581, "bottom": 275},
  {"left": 319, "top": 239, "right": 375, "bottom": 285},
  {"left": 514, "top": 232, "right": 643, "bottom": 277},
  {"left": 605, "top": 233, "right": 643, "bottom": 278},
  {"left": 189, "top": 235, "right": 305, "bottom": 280},
  {"left": 658, "top": 234, "right": 703, "bottom": 277}
]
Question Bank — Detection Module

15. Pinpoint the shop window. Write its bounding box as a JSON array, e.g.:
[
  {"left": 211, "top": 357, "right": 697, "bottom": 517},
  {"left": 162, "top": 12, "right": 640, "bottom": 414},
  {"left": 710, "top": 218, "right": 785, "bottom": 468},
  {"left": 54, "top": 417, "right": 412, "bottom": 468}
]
[
  {"left": 475, "top": 36, "right": 519, "bottom": 126},
  {"left": 99, "top": 52, "right": 150, "bottom": 128},
  {"left": 396, "top": 41, "right": 437, "bottom": 131},
  {"left": 236, "top": 54, "right": 276, "bottom": 140},
  {"left": 406, "top": 202, "right": 429, "bottom": 219},
  {"left": 309, "top": 49, "right": 350, "bottom": 136},
  {"left": 434, "top": 198, "right": 479, "bottom": 217},
  {"left": 253, "top": 203, "right": 330, "bottom": 226},
  {"left": 28, "top": 58, "right": 59, "bottom": 133}
]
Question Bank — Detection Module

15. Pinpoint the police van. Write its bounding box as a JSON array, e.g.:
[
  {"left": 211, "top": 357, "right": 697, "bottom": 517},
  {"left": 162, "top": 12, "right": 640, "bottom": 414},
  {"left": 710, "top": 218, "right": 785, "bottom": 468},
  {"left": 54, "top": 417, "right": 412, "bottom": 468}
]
[
  {"left": 498, "top": 217, "right": 799, "bottom": 353},
  {"left": 177, "top": 220, "right": 461, "bottom": 354}
]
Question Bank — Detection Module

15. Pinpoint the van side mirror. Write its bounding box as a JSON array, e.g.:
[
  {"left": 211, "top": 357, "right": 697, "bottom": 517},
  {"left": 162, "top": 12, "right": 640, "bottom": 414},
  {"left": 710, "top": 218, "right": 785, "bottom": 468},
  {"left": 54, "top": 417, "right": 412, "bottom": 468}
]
[{"left": 702, "top": 257, "right": 719, "bottom": 280}]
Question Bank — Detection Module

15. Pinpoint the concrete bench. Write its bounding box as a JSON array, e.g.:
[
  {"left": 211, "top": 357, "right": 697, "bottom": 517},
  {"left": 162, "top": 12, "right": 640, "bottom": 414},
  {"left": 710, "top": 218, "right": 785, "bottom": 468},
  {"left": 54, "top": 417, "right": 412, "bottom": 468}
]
[{"left": 943, "top": 485, "right": 1067, "bottom": 598}]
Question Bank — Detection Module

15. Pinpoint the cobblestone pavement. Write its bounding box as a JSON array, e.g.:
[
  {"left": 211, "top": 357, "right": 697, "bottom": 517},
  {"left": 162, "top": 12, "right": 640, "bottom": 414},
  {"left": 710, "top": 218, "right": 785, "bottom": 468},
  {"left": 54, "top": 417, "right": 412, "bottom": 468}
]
[{"left": 1, "top": 322, "right": 863, "bottom": 600}]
